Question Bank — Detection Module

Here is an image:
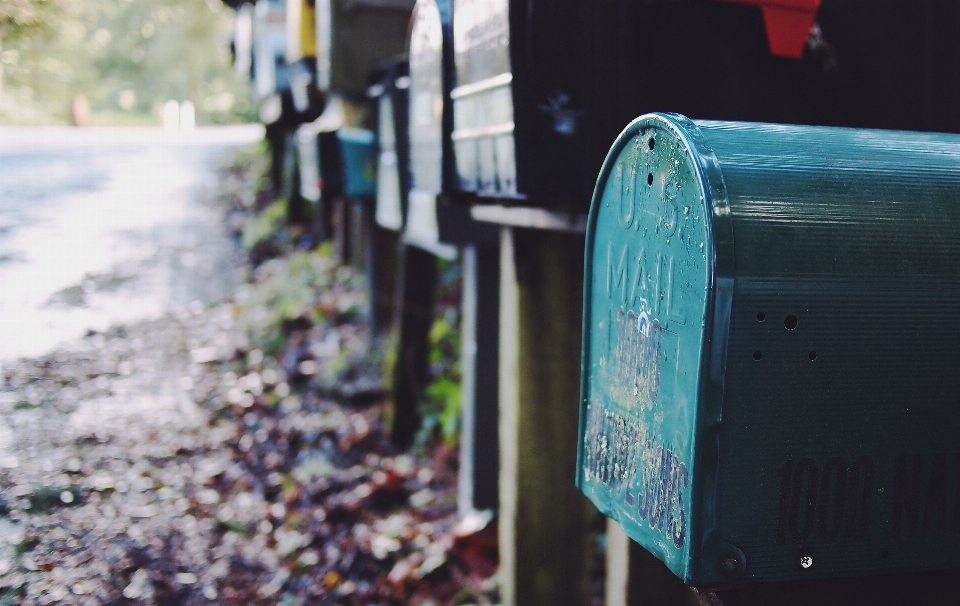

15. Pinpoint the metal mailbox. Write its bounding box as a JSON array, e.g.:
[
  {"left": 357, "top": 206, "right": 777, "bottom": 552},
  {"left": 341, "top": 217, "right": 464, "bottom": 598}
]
[
  {"left": 404, "top": 0, "right": 457, "bottom": 258},
  {"left": 311, "top": 127, "right": 376, "bottom": 201},
  {"left": 252, "top": 0, "right": 290, "bottom": 102},
  {"left": 315, "top": 0, "right": 414, "bottom": 97},
  {"left": 285, "top": 0, "right": 325, "bottom": 120},
  {"left": 296, "top": 118, "right": 376, "bottom": 216},
  {"left": 368, "top": 59, "right": 411, "bottom": 232},
  {"left": 297, "top": 124, "right": 322, "bottom": 205},
  {"left": 450, "top": 0, "right": 587, "bottom": 208},
  {"left": 338, "top": 128, "right": 377, "bottom": 199},
  {"left": 577, "top": 112, "right": 960, "bottom": 585}
]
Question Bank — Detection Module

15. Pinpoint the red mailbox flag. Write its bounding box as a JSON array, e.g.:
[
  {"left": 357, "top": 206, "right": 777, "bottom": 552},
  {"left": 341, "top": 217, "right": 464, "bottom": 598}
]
[{"left": 718, "top": 0, "right": 821, "bottom": 59}]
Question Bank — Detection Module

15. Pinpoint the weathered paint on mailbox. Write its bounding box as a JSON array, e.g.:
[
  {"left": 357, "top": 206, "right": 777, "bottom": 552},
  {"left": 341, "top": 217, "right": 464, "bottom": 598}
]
[{"left": 578, "top": 113, "right": 960, "bottom": 585}]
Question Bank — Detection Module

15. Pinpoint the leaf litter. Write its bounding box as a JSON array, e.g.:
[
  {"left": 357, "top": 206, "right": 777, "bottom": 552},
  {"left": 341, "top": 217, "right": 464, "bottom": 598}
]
[{"left": 0, "top": 148, "right": 499, "bottom": 605}]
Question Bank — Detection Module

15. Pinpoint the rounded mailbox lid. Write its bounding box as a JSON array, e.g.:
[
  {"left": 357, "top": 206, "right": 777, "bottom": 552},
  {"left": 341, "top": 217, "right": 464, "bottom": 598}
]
[
  {"left": 405, "top": 0, "right": 456, "bottom": 258},
  {"left": 578, "top": 113, "right": 731, "bottom": 581}
]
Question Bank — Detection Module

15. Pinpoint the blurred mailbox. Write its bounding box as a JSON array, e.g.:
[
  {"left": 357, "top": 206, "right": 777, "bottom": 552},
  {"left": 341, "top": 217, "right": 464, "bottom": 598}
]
[
  {"left": 297, "top": 124, "right": 377, "bottom": 209},
  {"left": 313, "top": 128, "right": 377, "bottom": 200},
  {"left": 315, "top": 0, "right": 414, "bottom": 97},
  {"left": 577, "top": 113, "right": 960, "bottom": 586},
  {"left": 252, "top": 0, "right": 289, "bottom": 100},
  {"left": 404, "top": 0, "right": 457, "bottom": 258},
  {"left": 338, "top": 128, "right": 377, "bottom": 199},
  {"left": 369, "top": 59, "right": 411, "bottom": 231},
  {"left": 286, "top": 0, "right": 325, "bottom": 120}
]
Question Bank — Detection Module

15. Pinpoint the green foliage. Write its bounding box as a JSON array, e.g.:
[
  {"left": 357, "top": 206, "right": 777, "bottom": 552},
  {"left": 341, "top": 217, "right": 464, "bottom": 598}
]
[
  {"left": 426, "top": 376, "right": 461, "bottom": 444},
  {"left": 241, "top": 198, "right": 287, "bottom": 251},
  {"left": 237, "top": 248, "right": 366, "bottom": 356},
  {"left": 0, "top": 0, "right": 256, "bottom": 125},
  {"left": 417, "top": 268, "right": 463, "bottom": 448},
  {"left": 0, "top": 0, "right": 60, "bottom": 36}
]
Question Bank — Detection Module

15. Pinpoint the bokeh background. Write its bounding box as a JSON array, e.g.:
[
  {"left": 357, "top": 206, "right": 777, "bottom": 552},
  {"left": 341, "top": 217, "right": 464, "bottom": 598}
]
[{"left": 0, "top": 0, "right": 256, "bottom": 125}]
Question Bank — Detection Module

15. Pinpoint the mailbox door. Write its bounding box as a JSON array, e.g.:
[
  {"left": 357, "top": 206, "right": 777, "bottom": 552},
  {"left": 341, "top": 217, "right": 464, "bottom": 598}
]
[{"left": 579, "top": 114, "right": 731, "bottom": 582}]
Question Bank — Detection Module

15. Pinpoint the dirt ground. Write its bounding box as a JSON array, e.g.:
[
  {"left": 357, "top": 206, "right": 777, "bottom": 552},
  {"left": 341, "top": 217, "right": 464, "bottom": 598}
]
[{"left": 0, "top": 148, "right": 498, "bottom": 605}]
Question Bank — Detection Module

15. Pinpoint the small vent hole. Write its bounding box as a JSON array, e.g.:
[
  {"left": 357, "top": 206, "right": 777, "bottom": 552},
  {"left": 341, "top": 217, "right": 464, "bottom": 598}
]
[
  {"left": 784, "top": 315, "right": 798, "bottom": 330},
  {"left": 808, "top": 351, "right": 817, "bottom": 361},
  {"left": 648, "top": 137, "right": 656, "bottom": 150},
  {"left": 753, "top": 351, "right": 763, "bottom": 361},
  {"left": 647, "top": 173, "right": 654, "bottom": 186},
  {"left": 756, "top": 311, "right": 766, "bottom": 322}
]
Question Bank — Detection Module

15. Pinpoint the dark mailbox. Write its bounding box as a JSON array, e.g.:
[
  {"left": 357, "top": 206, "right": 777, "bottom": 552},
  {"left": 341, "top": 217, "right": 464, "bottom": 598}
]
[
  {"left": 450, "top": 0, "right": 588, "bottom": 208},
  {"left": 313, "top": 127, "right": 376, "bottom": 201},
  {"left": 577, "top": 112, "right": 960, "bottom": 585},
  {"left": 369, "top": 59, "right": 411, "bottom": 232},
  {"left": 404, "top": 0, "right": 458, "bottom": 258},
  {"left": 315, "top": 0, "right": 414, "bottom": 97}
]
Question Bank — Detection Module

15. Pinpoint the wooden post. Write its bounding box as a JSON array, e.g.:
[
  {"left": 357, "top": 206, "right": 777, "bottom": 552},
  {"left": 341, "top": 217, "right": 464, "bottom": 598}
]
[
  {"left": 391, "top": 243, "right": 437, "bottom": 447},
  {"left": 349, "top": 199, "right": 366, "bottom": 271},
  {"left": 331, "top": 197, "right": 349, "bottom": 266},
  {"left": 606, "top": 522, "right": 709, "bottom": 606},
  {"left": 498, "top": 227, "right": 595, "bottom": 606},
  {"left": 368, "top": 223, "right": 400, "bottom": 336},
  {"left": 265, "top": 121, "right": 287, "bottom": 195},
  {"left": 458, "top": 243, "right": 500, "bottom": 516}
]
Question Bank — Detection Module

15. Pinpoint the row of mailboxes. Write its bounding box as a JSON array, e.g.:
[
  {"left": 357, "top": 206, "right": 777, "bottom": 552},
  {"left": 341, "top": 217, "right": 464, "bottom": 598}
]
[
  {"left": 237, "top": 0, "right": 960, "bottom": 219},
  {"left": 577, "top": 112, "right": 960, "bottom": 585},
  {"left": 231, "top": 0, "right": 413, "bottom": 128},
  {"left": 385, "top": 0, "right": 960, "bottom": 223},
  {"left": 375, "top": 0, "right": 836, "bottom": 234}
]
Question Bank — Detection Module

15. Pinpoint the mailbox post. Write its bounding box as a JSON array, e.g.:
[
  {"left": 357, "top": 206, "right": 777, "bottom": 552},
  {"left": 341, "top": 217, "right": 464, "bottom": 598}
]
[{"left": 580, "top": 112, "right": 960, "bottom": 592}]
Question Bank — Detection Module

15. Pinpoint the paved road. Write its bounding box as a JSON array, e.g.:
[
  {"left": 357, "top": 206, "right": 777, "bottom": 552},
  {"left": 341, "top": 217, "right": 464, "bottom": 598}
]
[{"left": 0, "top": 125, "right": 263, "bottom": 364}]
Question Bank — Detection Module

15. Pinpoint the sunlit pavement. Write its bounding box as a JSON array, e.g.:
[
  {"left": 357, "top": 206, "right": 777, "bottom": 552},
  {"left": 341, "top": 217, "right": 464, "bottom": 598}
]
[
  {"left": 0, "top": 125, "right": 263, "bottom": 364},
  {"left": 0, "top": 128, "right": 260, "bottom": 602}
]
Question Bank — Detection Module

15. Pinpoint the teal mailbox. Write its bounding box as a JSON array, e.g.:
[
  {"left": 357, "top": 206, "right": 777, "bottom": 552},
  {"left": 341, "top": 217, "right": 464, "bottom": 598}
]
[{"left": 578, "top": 113, "right": 960, "bottom": 585}]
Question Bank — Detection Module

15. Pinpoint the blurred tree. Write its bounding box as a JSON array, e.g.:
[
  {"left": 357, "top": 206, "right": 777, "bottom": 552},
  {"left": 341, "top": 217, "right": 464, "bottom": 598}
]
[
  {"left": 0, "top": 0, "right": 69, "bottom": 116},
  {"left": 0, "top": 0, "right": 256, "bottom": 125}
]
